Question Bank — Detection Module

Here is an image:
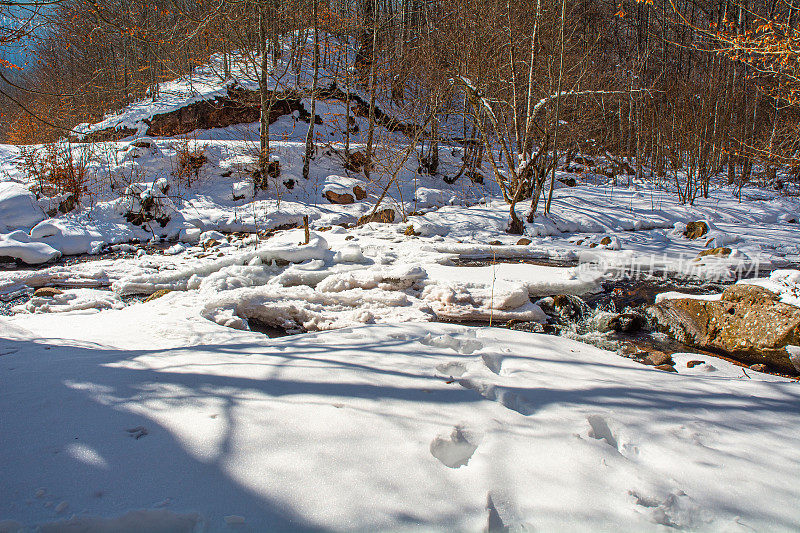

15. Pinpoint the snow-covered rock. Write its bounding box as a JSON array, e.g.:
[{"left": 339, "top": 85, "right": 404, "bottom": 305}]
[{"left": 0, "top": 182, "right": 46, "bottom": 232}]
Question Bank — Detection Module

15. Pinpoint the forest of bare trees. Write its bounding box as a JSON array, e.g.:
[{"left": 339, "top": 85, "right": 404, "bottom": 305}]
[{"left": 2, "top": 0, "right": 799, "bottom": 209}]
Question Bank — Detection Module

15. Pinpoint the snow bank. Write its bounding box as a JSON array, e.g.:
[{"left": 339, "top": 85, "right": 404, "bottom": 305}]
[
  {"left": 2, "top": 310, "right": 799, "bottom": 531},
  {"left": 0, "top": 230, "right": 61, "bottom": 264},
  {"left": 112, "top": 230, "right": 331, "bottom": 295},
  {"left": 30, "top": 218, "right": 107, "bottom": 256},
  {"left": 0, "top": 182, "right": 46, "bottom": 232}
]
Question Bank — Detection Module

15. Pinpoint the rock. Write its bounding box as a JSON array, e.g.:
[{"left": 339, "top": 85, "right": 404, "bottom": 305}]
[
  {"left": 686, "top": 360, "right": 705, "bottom": 368},
  {"left": 324, "top": 190, "right": 355, "bottom": 204},
  {"left": 617, "top": 312, "right": 645, "bottom": 333},
  {"left": 646, "top": 284, "right": 800, "bottom": 373},
  {"left": 144, "top": 289, "right": 172, "bottom": 302},
  {"left": 33, "top": 287, "right": 63, "bottom": 298},
  {"left": 645, "top": 351, "right": 674, "bottom": 367},
  {"left": 558, "top": 177, "right": 577, "bottom": 187},
  {"left": 404, "top": 225, "right": 419, "bottom": 236},
  {"left": 516, "top": 238, "right": 532, "bottom": 245},
  {"left": 590, "top": 311, "right": 645, "bottom": 333},
  {"left": 358, "top": 209, "right": 395, "bottom": 225},
  {"left": 654, "top": 364, "right": 678, "bottom": 373},
  {"left": 541, "top": 295, "right": 588, "bottom": 321},
  {"left": 131, "top": 139, "right": 153, "bottom": 148},
  {"left": 684, "top": 221, "right": 709, "bottom": 240},
  {"left": 488, "top": 240, "right": 503, "bottom": 246},
  {"left": 599, "top": 236, "right": 612, "bottom": 246},
  {"left": 749, "top": 364, "right": 768, "bottom": 372},
  {"left": 696, "top": 247, "right": 732, "bottom": 258},
  {"left": 202, "top": 239, "right": 219, "bottom": 251},
  {"left": 147, "top": 87, "right": 303, "bottom": 137},
  {"left": 353, "top": 185, "right": 367, "bottom": 201}
]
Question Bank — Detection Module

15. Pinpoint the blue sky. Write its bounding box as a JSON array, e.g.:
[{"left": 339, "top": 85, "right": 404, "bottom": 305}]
[{"left": 1, "top": 5, "right": 44, "bottom": 69}]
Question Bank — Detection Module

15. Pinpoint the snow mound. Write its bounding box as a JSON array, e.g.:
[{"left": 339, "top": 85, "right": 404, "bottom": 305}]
[
  {"left": 0, "top": 231, "right": 61, "bottom": 265},
  {"left": 0, "top": 182, "right": 46, "bottom": 232},
  {"left": 13, "top": 288, "right": 124, "bottom": 314},
  {"left": 113, "top": 230, "right": 331, "bottom": 295}
]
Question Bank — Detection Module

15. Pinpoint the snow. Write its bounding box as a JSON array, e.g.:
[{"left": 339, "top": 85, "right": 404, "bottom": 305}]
[
  {"left": 2, "top": 303, "right": 800, "bottom": 531},
  {"left": 12, "top": 288, "right": 124, "bottom": 314},
  {"left": 0, "top": 182, "right": 46, "bottom": 232},
  {"left": 654, "top": 291, "right": 722, "bottom": 304},
  {"left": 0, "top": 230, "right": 61, "bottom": 264}
]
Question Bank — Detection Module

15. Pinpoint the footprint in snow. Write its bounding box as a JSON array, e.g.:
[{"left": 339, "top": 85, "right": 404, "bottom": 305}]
[
  {"left": 459, "top": 379, "right": 536, "bottom": 416},
  {"left": 481, "top": 353, "right": 504, "bottom": 374},
  {"left": 435, "top": 361, "right": 467, "bottom": 377},
  {"left": 430, "top": 425, "right": 481, "bottom": 468},
  {"left": 586, "top": 415, "right": 618, "bottom": 449},
  {"left": 420, "top": 333, "right": 483, "bottom": 355},
  {"left": 629, "top": 489, "right": 702, "bottom": 529},
  {"left": 126, "top": 426, "right": 148, "bottom": 439}
]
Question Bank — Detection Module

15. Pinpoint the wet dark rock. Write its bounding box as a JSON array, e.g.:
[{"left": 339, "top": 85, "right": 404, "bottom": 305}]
[{"left": 539, "top": 295, "right": 590, "bottom": 323}]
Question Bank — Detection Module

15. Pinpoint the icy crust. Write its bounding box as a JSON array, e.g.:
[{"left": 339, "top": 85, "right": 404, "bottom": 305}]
[
  {"left": 112, "top": 231, "right": 333, "bottom": 295},
  {"left": 2, "top": 314, "right": 799, "bottom": 531},
  {"left": 12, "top": 288, "right": 124, "bottom": 314}
]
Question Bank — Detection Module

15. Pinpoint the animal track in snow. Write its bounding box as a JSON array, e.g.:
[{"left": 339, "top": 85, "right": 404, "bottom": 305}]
[
  {"left": 459, "top": 379, "right": 536, "bottom": 416},
  {"left": 430, "top": 425, "right": 481, "bottom": 468},
  {"left": 435, "top": 361, "right": 467, "bottom": 377},
  {"left": 481, "top": 353, "right": 504, "bottom": 374},
  {"left": 126, "top": 426, "right": 148, "bottom": 439},
  {"left": 586, "top": 415, "right": 618, "bottom": 449},
  {"left": 629, "top": 489, "right": 702, "bottom": 529},
  {"left": 420, "top": 332, "right": 483, "bottom": 355}
]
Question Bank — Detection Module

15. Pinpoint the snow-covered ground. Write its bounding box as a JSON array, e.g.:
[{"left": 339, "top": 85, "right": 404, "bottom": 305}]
[{"left": 3, "top": 296, "right": 800, "bottom": 531}]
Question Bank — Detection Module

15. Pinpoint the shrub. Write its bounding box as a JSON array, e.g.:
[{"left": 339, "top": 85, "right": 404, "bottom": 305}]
[{"left": 174, "top": 138, "right": 206, "bottom": 187}]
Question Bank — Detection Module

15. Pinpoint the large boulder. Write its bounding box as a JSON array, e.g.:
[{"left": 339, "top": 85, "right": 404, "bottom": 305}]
[
  {"left": 684, "top": 221, "right": 709, "bottom": 240},
  {"left": 647, "top": 285, "right": 800, "bottom": 373}
]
